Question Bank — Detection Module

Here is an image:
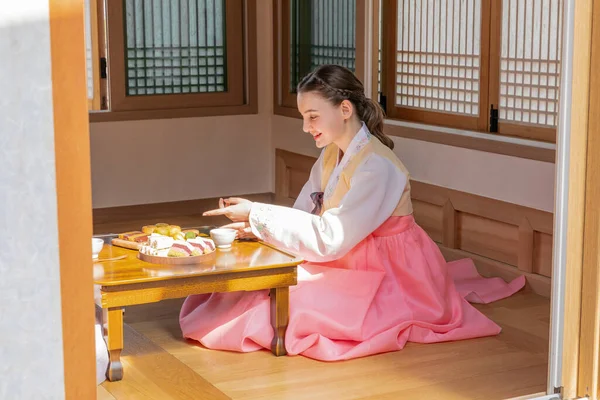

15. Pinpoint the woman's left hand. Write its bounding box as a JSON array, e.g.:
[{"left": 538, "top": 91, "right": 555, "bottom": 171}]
[
  {"left": 220, "top": 222, "right": 257, "bottom": 240},
  {"left": 203, "top": 197, "right": 253, "bottom": 222}
]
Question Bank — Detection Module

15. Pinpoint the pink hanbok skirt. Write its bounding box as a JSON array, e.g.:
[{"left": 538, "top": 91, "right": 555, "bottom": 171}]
[{"left": 179, "top": 215, "right": 525, "bottom": 361}]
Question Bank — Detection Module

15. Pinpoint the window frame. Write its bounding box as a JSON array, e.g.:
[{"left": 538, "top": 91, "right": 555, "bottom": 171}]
[
  {"left": 487, "top": 0, "right": 557, "bottom": 143},
  {"left": 273, "top": 0, "right": 368, "bottom": 119},
  {"left": 380, "top": 0, "right": 559, "bottom": 144},
  {"left": 86, "top": 0, "right": 102, "bottom": 111},
  {"left": 382, "top": 0, "right": 492, "bottom": 132},
  {"left": 89, "top": 0, "right": 257, "bottom": 122}
]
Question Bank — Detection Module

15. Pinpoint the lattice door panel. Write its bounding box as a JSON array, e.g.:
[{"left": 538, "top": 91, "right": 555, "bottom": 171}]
[
  {"left": 290, "top": 0, "right": 356, "bottom": 91},
  {"left": 498, "top": 0, "right": 563, "bottom": 128},
  {"left": 395, "top": 0, "right": 483, "bottom": 116}
]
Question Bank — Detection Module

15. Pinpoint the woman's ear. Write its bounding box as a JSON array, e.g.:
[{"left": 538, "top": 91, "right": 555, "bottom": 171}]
[{"left": 340, "top": 99, "right": 353, "bottom": 120}]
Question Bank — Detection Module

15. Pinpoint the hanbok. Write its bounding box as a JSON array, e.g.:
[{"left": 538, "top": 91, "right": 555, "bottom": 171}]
[{"left": 179, "top": 123, "right": 525, "bottom": 361}]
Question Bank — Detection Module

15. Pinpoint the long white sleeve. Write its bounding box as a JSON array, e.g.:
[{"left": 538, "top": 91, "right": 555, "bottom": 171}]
[
  {"left": 292, "top": 150, "right": 325, "bottom": 213},
  {"left": 250, "top": 153, "right": 407, "bottom": 262}
]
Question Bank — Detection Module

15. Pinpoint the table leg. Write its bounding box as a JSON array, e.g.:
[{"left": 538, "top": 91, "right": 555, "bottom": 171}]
[
  {"left": 102, "top": 307, "right": 124, "bottom": 381},
  {"left": 269, "top": 287, "right": 289, "bottom": 356}
]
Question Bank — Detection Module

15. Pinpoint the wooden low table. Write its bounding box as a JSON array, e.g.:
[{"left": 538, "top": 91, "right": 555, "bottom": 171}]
[{"left": 93, "top": 240, "right": 302, "bottom": 382}]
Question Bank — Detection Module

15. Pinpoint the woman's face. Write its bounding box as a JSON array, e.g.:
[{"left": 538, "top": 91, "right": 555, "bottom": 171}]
[{"left": 297, "top": 91, "right": 349, "bottom": 148}]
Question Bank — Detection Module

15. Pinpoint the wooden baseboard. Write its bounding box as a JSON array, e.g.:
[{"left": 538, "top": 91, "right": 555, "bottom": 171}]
[
  {"left": 275, "top": 148, "right": 554, "bottom": 297},
  {"left": 410, "top": 181, "right": 554, "bottom": 276}
]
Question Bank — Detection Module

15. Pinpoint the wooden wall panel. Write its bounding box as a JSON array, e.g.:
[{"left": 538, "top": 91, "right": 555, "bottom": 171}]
[
  {"left": 456, "top": 212, "right": 519, "bottom": 266},
  {"left": 275, "top": 149, "right": 315, "bottom": 206},
  {"left": 289, "top": 169, "right": 309, "bottom": 199},
  {"left": 274, "top": 148, "right": 554, "bottom": 297},
  {"left": 412, "top": 200, "right": 443, "bottom": 243}
]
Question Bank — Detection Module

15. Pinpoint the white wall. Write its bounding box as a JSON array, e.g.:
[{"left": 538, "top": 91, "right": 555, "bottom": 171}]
[
  {"left": 90, "top": 114, "right": 271, "bottom": 208},
  {"left": 90, "top": 1, "right": 273, "bottom": 209},
  {"left": 272, "top": 116, "right": 556, "bottom": 213},
  {"left": 0, "top": 3, "right": 66, "bottom": 398}
]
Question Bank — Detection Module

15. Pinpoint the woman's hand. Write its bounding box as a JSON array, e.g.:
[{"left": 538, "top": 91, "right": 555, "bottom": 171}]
[
  {"left": 219, "top": 222, "right": 257, "bottom": 240},
  {"left": 203, "top": 197, "right": 253, "bottom": 222}
]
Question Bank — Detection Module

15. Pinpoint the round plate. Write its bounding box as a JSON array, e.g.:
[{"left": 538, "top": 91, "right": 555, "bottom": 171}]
[{"left": 137, "top": 249, "right": 216, "bottom": 265}]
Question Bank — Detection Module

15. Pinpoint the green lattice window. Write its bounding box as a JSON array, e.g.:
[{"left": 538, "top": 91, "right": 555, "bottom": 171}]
[
  {"left": 289, "top": 0, "right": 357, "bottom": 91},
  {"left": 124, "top": 0, "right": 227, "bottom": 96}
]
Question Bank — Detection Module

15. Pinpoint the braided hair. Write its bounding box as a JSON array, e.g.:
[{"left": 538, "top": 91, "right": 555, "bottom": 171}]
[{"left": 296, "top": 65, "right": 394, "bottom": 150}]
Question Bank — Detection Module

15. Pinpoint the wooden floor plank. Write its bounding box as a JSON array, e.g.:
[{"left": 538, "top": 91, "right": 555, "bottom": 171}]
[
  {"left": 124, "top": 292, "right": 549, "bottom": 400},
  {"left": 101, "top": 324, "right": 229, "bottom": 400},
  {"left": 356, "top": 364, "right": 547, "bottom": 400},
  {"left": 96, "top": 385, "right": 117, "bottom": 400}
]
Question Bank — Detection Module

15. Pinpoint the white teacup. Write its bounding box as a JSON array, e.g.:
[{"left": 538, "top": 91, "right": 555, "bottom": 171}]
[
  {"left": 210, "top": 228, "right": 236, "bottom": 249},
  {"left": 92, "top": 238, "right": 104, "bottom": 259}
]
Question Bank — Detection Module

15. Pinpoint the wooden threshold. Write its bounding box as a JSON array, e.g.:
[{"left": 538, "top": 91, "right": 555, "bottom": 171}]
[{"left": 100, "top": 324, "right": 230, "bottom": 400}]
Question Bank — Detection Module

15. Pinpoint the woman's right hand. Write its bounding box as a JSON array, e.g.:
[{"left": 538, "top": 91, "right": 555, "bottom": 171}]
[{"left": 203, "top": 197, "right": 253, "bottom": 222}]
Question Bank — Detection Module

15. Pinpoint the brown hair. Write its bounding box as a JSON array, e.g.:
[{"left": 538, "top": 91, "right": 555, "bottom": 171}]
[{"left": 296, "top": 65, "right": 394, "bottom": 150}]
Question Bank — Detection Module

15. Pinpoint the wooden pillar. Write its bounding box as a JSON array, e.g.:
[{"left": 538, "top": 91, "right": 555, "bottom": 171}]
[
  {"left": 576, "top": 1, "right": 600, "bottom": 397},
  {"left": 49, "top": 0, "right": 97, "bottom": 398},
  {"left": 561, "top": 0, "right": 597, "bottom": 398}
]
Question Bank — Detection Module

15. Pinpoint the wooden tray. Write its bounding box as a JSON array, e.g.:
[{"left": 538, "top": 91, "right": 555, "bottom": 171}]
[
  {"left": 137, "top": 249, "right": 216, "bottom": 265},
  {"left": 111, "top": 238, "right": 143, "bottom": 250}
]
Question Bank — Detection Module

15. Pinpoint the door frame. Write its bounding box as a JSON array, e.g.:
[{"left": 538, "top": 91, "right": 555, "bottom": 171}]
[
  {"left": 58, "top": 0, "right": 600, "bottom": 399},
  {"left": 549, "top": 0, "right": 600, "bottom": 399},
  {"left": 573, "top": 0, "right": 600, "bottom": 397},
  {"left": 547, "top": 0, "right": 581, "bottom": 395}
]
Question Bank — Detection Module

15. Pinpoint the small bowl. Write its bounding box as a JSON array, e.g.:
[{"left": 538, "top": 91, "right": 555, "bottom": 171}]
[
  {"left": 92, "top": 238, "right": 104, "bottom": 259},
  {"left": 210, "top": 228, "right": 236, "bottom": 249}
]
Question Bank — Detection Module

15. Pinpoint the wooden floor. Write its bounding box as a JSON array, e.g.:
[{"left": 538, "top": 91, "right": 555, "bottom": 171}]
[
  {"left": 95, "top": 201, "right": 550, "bottom": 400},
  {"left": 97, "top": 291, "right": 549, "bottom": 400}
]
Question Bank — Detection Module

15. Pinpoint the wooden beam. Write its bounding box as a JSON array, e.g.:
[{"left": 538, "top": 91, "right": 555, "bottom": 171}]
[{"left": 49, "top": 0, "right": 97, "bottom": 398}]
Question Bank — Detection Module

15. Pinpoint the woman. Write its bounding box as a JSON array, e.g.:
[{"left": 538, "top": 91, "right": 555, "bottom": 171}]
[{"left": 179, "top": 65, "right": 525, "bottom": 361}]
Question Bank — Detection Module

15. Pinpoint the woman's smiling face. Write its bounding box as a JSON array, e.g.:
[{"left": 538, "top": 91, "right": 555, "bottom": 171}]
[{"left": 297, "top": 91, "right": 347, "bottom": 148}]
